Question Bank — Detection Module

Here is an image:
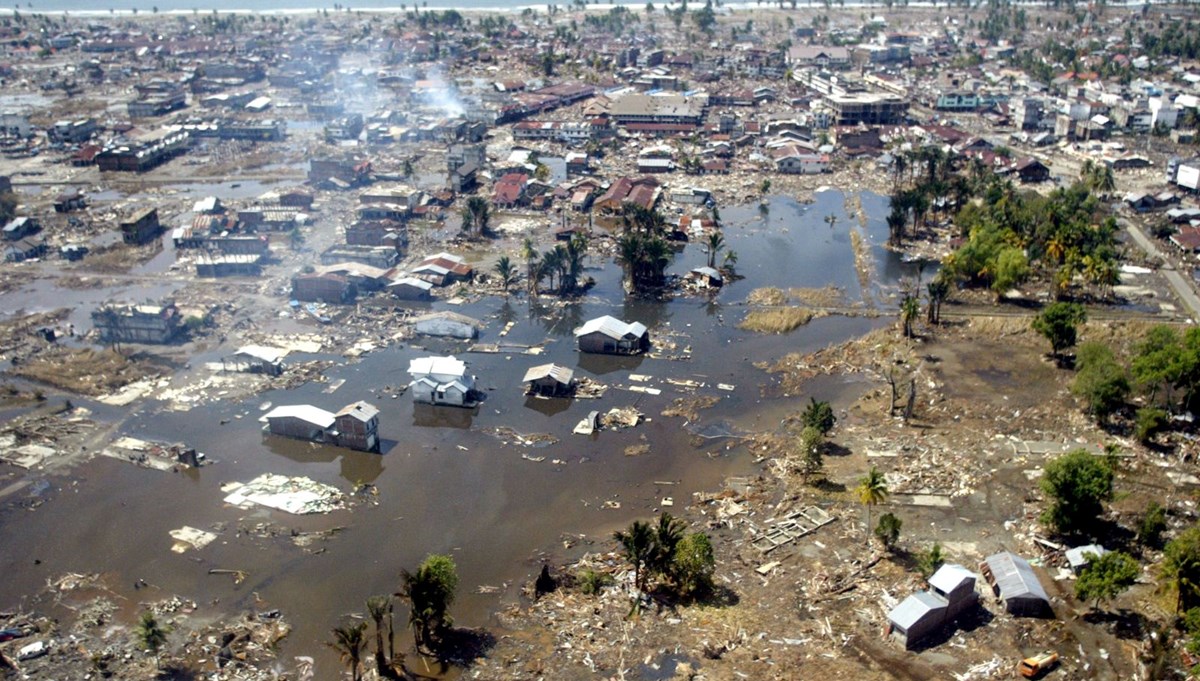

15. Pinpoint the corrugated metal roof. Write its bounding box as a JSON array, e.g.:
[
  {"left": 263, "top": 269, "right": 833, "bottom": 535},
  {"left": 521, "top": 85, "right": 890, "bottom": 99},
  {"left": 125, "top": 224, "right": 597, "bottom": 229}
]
[
  {"left": 408, "top": 355, "right": 466, "bottom": 379},
  {"left": 522, "top": 363, "right": 575, "bottom": 385},
  {"left": 1065, "top": 544, "right": 1106, "bottom": 570},
  {"left": 984, "top": 552, "right": 1049, "bottom": 603},
  {"left": 261, "top": 404, "right": 335, "bottom": 428},
  {"left": 888, "top": 591, "right": 947, "bottom": 630},
  {"left": 574, "top": 315, "right": 648, "bottom": 340},
  {"left": 928, "top": 564, "right": 977, "bottom": 596},
  {"left": 336, "top": 401, "right": 379, "bottom": 422}
]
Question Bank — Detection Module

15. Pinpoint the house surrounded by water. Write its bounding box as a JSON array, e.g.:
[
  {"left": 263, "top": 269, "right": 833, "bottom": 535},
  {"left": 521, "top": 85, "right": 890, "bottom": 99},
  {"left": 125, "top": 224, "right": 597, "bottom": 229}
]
[
  {"left": 260, "top": 400, "right": 380, "bottom": 452},
  {"left": 408, "top": 355, "right": 477, "bottom": 407},
  {"left": 574, "top": 315, "right": 650, "bottom": 355}
]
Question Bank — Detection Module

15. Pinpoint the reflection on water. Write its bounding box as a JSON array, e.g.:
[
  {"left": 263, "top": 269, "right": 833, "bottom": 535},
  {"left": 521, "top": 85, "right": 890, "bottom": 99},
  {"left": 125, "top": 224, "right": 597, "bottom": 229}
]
[
  {"left": 522, "top": 395, "right": 573, "bottom": 417},
  {"left": 576, "top": 351, "right": 644, "bottom": 377},
  {"left": 412, "top": 402, "right": 476, "bottom": 429}
]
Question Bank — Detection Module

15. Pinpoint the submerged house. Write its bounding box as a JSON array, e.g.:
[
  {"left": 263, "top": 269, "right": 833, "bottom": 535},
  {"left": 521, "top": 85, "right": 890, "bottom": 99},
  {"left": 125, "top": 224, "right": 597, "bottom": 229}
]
[
  {"left": 91, "top": 302, "right": 184, "bottom": 344},
  {"left": 222, "top": 345, "right": 285, "bottom": 376},
  {"left": 886, "top": 564, "right": 980, "bottom": 650},
  {"left": 574, "top": 315, "right": 650, "bottom": 355},
  {"left": 408, "top": 355, "right": 478, "bottom": 407},
  {"left": 260, "top": 400, "right": 380, "bottom": 452},
  {"left": 523, "top": 363, "right": 576, "bottom": 396},
  {"left": 980, "top": 551, "right": 1052, "bottom": 617}
]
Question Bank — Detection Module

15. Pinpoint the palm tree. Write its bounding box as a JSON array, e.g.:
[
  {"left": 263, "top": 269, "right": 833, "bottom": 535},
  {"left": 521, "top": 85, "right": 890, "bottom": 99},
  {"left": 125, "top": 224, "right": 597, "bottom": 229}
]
[
  {"left": 856, "top": 467, "right": 889, "bottom": 546},
  {"left": 494, "top": 255, "right": 518, "bottom": 295},
  {"left": 397, "top": 555, "right": 458, "bottom": 652},
  {"left": 900, "top": 294, "right": 920, "bottom": 338},
  {"left": 824, "top": 213, "right": 838, "bottom": 231},
  {"left": 886, "top": 208, "right": 906, "bottom": 246},
  {"left": 927, "top": 277, "right": 950, "bottom": 324},
  {"left": 461, "top": 196, "right": 490, "bottom": 238},
  {"left": 705, "top": 231, "right": 725, "bottom": 269},
  {"left": 652, "top": 512, "right": 685, "bottom": 580},
  {"left": 328, "top": 621, "right": 368, "bottom": 681},
  {"left": 366, "top": 596, "right": 391, "bottom": 675},
  {"left": 614, "top": 520, "right": 656, "bottom": 591},
  {"left": 135, "top": 611, "right": 169, "bottom": 670},
  {"left": 540, "top": 247, "right": 561, "bottom": 293}
]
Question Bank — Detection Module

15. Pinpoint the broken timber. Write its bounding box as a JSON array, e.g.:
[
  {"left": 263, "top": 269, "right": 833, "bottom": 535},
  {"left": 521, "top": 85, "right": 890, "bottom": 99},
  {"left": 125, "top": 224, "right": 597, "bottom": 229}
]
[{"left": 751, "top": 506, "right": 835, "bottom": 553}]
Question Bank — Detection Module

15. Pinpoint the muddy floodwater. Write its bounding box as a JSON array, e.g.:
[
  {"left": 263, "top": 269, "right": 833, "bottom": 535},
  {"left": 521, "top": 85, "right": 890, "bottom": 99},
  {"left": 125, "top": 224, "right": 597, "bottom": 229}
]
[{"left": 0, "top": 191, "right": 920, "bottom": 676}]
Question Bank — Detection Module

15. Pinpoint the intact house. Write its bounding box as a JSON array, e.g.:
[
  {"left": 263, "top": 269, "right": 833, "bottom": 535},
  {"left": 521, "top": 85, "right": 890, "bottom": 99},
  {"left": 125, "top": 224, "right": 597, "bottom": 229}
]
[
  {"left": 260, "top": 400, "right": 380, "bottom": 452},
  {"left": 574, "top": 315, "right": 651, "bottom": 355},
  {"left": 980, "top": 551, "right": 1052, "bottom": 617},
  {"left": 773, "top": 147, "right": 831, "bottom": 174},
  {"left": 523, "top": 363, "right": 576, "bottom": 397},
  {"left": 92, "top": 302, "right": 184, "bottom": 344},
  {"left": 291, "top": 273, "right": 357, "bottom": 303},
  {"left": 120, "top": 208, "right": 162, "bottom": 245},
  {"left": 387, "top": 276, "right": 434, "bottom": 302},
  {"left": 408, "top": 355, "right": 479, "bottom": 407},
  {"left": 886, "top": 564, "right": 980, "bottom": 650}
]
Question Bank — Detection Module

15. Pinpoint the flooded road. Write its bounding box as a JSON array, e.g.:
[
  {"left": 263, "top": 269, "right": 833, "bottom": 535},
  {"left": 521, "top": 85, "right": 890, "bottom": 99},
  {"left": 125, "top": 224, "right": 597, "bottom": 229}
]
[{"left": 0, "top": 192, "right": 919, "bottom": 676}]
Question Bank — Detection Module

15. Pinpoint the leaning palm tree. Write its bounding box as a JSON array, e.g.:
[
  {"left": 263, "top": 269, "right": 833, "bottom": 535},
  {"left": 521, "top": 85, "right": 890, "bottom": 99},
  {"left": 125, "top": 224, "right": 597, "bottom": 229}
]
[
  {"left": 705, "top": 231, "right": 725, "bottom": 269},
  {"left": 856, "top": 467, "right": 889, "bottom": 546},
  {"left": 365, "top": 595, "right": 391, "bottom": 675},
  {"left": 614, "top": 520, "right": 656, "bottom": 591},
  {"left": 493, "top": 256, "right": 518, "bottom": 295},
  {"left": 328, "top": 621, "right": 368, "bottom": 681}
]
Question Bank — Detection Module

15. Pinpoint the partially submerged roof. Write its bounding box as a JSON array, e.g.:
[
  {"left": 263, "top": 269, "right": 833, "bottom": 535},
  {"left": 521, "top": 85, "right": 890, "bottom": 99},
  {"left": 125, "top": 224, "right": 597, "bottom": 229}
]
[
  {"left": 522, "top": 363, "right": 575, "bottom": 385},
  {"left": 573, "top": 315, "right": 648, "bottom": 340},
  {"left": 888, "top": 591, "right": 947, "bottom": 630},
  {"left": 260, "top": 404, "right": 336, "bottom": 428},
  {"left": 984, "top": 552, "right": 1050, "bottom": 603}
]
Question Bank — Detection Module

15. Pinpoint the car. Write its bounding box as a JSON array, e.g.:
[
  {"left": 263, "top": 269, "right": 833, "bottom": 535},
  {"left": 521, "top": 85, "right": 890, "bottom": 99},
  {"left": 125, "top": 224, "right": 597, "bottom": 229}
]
[
  {"left": 0, "top": 628, "right": 23, "bottom": 643},
  {"left": 1017, "top": 651, "right": 1060, "bottom": 678}
]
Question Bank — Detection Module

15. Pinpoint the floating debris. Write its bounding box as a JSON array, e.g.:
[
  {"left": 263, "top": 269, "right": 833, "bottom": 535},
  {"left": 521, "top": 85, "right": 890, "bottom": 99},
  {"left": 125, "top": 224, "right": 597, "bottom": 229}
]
[{"left": 222, "top": 474, "right": 344, "bottom": 515}]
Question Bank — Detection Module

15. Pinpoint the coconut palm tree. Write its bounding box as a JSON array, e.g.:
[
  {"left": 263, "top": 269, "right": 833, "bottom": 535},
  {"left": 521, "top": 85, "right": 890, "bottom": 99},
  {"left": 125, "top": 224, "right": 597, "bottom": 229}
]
[
  {"left": 856, "top": 466, "right": 889, "bottom": 546},
  {"left": 460, "top": 196, "right": 490, "bottom": 238},
  {"left": 926, "top": 277, "right": 950, "bottom": 324},
  {"left": 397, "top": 555, "right": 459, "bottom": 652},
  {"left": 651, "top": 512, "right": 685, "bottom": 580},
  {"left": 365, "top": 595, "right": 391, "bottom": 675},
  {"left": 705, "top": 231, "right": 725, "bottom": 269},
  {"left": 614, "top": 520, "right": 656, "bottom": 591},
  {"left": 824, "top": 213, "right": 838, "bottom": 231},
  {"left": 494, "top": 256, "right": 518, "bottom": 295},
  {"left": 328, "top": 621, "right": 368, "bottom": 681}
]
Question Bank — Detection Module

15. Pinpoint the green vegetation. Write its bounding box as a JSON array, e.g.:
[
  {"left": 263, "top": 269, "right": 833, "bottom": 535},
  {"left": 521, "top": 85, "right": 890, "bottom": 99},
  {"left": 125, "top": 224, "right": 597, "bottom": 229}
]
[
  {"left": 493, "top": 255, "right": 518, "bottom": 294},
  {"left": 1139, "top": 501, "right": 1168, "bottom": 549},
  {"left": 460, "top": 196, "right": 491, "bottom": 238},
  {"left": 1075, "top": 551, "right": 1140, "bottom": 610},
  {"left": 328, "top": 621, "right": 368, "bottom": 681},
  {"left": 1072, "top": 342, "right": 1130, "bottom": 424},
  {"left": 1039, "top": 449, "right": 1114, "bottom": 536},
  {"left": 1032, "top": 302, "right": 1087, "bottom": 362},
  {"left": 798, "top": 425, "right": 824, "bottom": 483},
  {"left": 917, "top": 542, "right": 946, "bottom": 578},
  {"left": 801, "top": 397, "right": 836, "bottom": 435},
  {"left": 135, "top": 611, "right": 170, "bottom": 669},
  {"left": 856, "top": 466, "right": 889, "bottom": 545},
  {"left": 874, "top": 512, "right": 902, "bottom": 552},
  {"left": 577, "top": 569, "right": 615, "bottom": 595},
  {"left": 617, "top": 202, "right": 672, "bottom": 293},
  {"left": 1162, "top": 527, "right": 1200, "bottom": 614},
  {"left": 614, "top": 513, "right": 716, "bottom": 600},
  {"left": 398, "top": 554, "right": 459, "bottom": 651}
]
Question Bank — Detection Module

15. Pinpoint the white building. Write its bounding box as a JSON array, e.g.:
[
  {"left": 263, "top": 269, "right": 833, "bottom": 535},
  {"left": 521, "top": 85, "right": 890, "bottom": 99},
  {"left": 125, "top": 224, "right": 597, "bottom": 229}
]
[{"left": 408, "top": 355, "right": 477, "bottom": 407}]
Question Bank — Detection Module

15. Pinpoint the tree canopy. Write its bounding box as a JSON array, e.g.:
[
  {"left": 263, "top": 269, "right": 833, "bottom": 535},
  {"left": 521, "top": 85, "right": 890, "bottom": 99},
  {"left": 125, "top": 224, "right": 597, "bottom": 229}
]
[{"left": 1039, "top": 448, "right": 1114, "bottom": 535}]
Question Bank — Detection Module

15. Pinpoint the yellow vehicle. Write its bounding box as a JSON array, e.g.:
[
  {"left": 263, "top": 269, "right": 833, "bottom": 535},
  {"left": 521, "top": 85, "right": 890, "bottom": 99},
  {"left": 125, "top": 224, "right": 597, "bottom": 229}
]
[{"left": 1017, "top": 651, "right": 1060, "bottom": 678}]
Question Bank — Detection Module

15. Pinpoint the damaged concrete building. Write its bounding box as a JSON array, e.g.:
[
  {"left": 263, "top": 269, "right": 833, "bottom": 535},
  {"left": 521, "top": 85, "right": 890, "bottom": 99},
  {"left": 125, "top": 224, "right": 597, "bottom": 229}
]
[{"left": 91, "top": 301, "right": 185, "bottom": 344}]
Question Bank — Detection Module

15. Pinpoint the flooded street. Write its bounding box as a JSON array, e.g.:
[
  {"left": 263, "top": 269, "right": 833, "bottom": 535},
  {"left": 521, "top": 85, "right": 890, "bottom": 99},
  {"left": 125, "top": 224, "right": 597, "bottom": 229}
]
[{"left": 0, "top": 191, "right": 918, "bottom": 675}]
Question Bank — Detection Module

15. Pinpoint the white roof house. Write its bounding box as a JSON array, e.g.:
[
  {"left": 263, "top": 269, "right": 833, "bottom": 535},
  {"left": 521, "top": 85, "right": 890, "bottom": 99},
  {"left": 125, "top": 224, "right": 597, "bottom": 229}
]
[
  {"left": 259, "top": 405, "right": 336, "bottom": 428},
  {"left": 573, "top": 315, "right": 648, "bottom": 340},
  {"left": 408, "top": 355, "right": 468, "bottom": 383}
]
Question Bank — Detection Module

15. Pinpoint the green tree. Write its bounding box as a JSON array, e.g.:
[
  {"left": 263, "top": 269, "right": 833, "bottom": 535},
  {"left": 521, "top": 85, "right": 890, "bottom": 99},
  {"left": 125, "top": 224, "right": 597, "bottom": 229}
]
[
  {"left": 672, "top": 532, "right": 715, "bottom": 596},
  {"left": 0, "top": 192, "right": 17, "bottom": 225},
  {"left": 801, "top": 397, "right": 836, "bottom": 435},
  {"left": 1072, "top": 342, "right": 1130, "bottom": 424},
  {"left": 135, "top": 611, "right": 170, "bottom": 669},
  {"left": 990, "top": 246, "right": 1029, "bottom": 300},
  {"left": 856, "top": 466, "right": 889, "bottom": 545},
  {"left": 1163, "top": 527, "right": 1200, "bottom": 614},
  {"left": 1032, "top": 302, "right": 1087, "bottom": 363},
  {"left": 917, "top": 542, "right": 945, "bottom": 578},
  {"left": 874, "top": 512, "right": 902, "bottom": 552},
  {"left": 493, "top": 255, "right": 518, "bottom": 294},
  {"left": 759, "top": 179, "right": 771, "bottom": 195},
  {"left": 1139, "top": 501, "right": 1167, "bottom": 549},
  {"left": 1075, "top": 551, "right": 1139, "bottom": 610},
  {"left": 398, "top": 554, "right": 459, "bottom": 650},
  {"left": 460, "top": 196, "right": 490, "bottom": 237},
  {"left": 1039, "top": 448, "right": 1114, "bottom": 535},
  {"left": 1131, "top": 325, "right": 1182, "bottom": 407},
  {"left": 328, "top": 621, "right": 368, "bottom": 681},
  {"left": 1134, "top": 406, "right": 1169, "bottom": 444},
  {"left": 926, "top": 276, "right": 950, "bottom": 325},
  {"left": 798, "top": 425, "right": 824, "bottom": 483},
  {"left": 614, "top": 520, "right": 656, "bottom": 591}
]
